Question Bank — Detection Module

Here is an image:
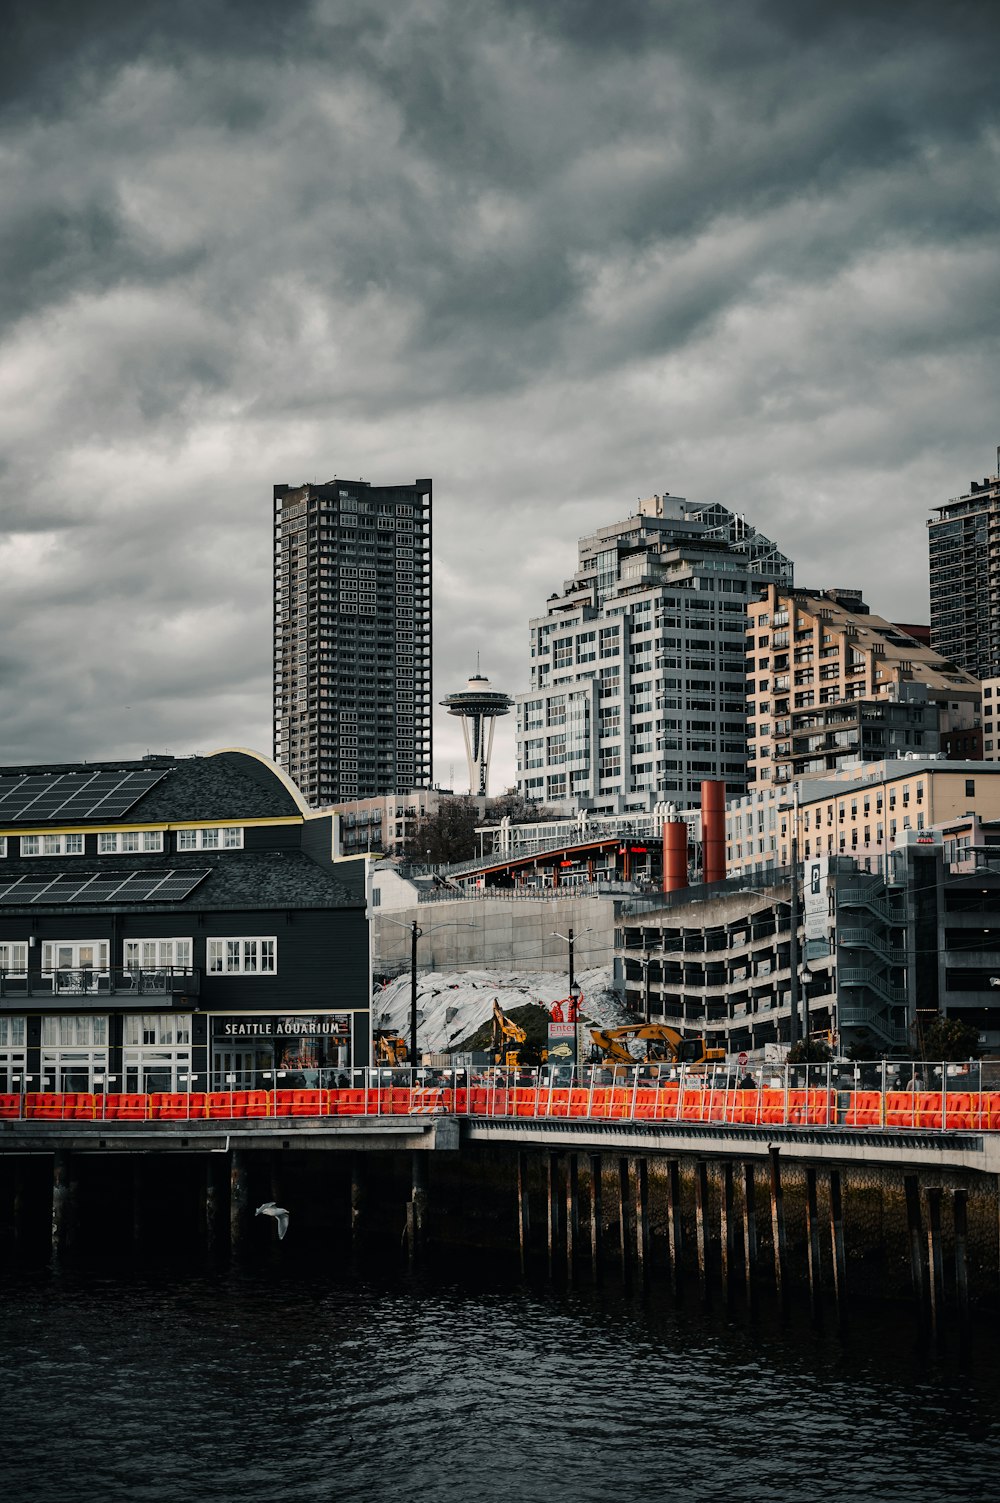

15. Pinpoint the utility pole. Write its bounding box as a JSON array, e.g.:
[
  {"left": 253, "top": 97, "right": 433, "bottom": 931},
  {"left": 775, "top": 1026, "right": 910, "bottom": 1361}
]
[
  {"left": 567, "top": 927, "right": 575, "bottom": 995},
  {"left": 410, "top": 920, "right": 420, "bottom": 1068},
  {"left": 788, "top": 785, "right": 800, "bottom": 1050}
]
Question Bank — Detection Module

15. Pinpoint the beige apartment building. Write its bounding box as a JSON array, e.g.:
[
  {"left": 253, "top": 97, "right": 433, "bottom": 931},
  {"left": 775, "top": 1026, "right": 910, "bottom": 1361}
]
[
  {"left": 746, "top": 586, "right": 980, "bottom": 787},
  {"left": 727, "top": 758, "right": 1000, "bottom": 876}
]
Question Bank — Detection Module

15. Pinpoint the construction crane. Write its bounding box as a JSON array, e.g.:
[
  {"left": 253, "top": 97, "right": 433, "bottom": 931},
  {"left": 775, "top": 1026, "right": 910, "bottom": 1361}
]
[
  {"left": 589, "top": 1023, "right": 724, "bottom": 1068},
  {"left": 491, "top": 998, "right": 527, "bottom": 1068}
]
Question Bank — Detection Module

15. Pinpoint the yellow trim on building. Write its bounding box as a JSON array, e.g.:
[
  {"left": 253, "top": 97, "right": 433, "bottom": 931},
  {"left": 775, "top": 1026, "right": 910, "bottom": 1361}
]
[{"left": 0, "top": 816, "right": 304, "bottom": 838}]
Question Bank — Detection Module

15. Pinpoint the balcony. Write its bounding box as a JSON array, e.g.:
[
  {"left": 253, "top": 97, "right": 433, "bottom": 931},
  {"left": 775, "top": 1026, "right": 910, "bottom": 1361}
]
[{"left": 0, "top": 967, "right": 201, "bottom": 1004}]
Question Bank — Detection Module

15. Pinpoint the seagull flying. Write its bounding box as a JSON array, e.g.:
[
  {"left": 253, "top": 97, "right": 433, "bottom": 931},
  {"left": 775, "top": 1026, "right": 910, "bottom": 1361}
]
[{"left": 255, "top": 1202, "right": 289, "bottom": 1240}]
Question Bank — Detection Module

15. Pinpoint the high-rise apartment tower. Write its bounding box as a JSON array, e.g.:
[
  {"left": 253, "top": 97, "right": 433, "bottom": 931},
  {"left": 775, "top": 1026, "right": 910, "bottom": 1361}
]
[
  {"left": 515, "top": 495, "right": 792, "bottom": 813},
  {"left": 273, "top": 478, "right": 432, "bottom": 806},
  {"left": 929, "top": 464, "right": 1000, "bottom": 678}
]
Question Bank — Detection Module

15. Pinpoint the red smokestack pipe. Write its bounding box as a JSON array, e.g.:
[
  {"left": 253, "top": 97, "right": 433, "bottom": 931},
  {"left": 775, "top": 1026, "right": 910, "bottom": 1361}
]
[
  {"left": 701, "top": 780, "right": 727, "bottom": 885},
  {"left": 662, "top": 820, "right": 688, "bottom": 893}
]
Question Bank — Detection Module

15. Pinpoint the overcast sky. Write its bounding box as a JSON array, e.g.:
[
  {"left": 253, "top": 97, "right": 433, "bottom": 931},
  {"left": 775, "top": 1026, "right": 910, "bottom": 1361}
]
[{"left": 3, "top": 0, "right": 999, "bottom": 793}]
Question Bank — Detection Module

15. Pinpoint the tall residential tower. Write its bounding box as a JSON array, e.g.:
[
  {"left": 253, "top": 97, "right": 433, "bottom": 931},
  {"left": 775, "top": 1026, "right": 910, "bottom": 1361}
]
[
  {"left": 929, "top": 464, "right": 1000, "bottom": 678},
  {"left": 515, "top": 494, "right": 793, "bottom": 813},
  {"left": 273, "top": 478, "right": 432, "bottom": 806}
]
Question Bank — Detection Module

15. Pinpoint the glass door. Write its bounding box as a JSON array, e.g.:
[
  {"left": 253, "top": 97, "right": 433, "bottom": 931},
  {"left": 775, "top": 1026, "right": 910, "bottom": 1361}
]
[{"left": 212, "top": 1047, "right": 272, "bottom": 1090}]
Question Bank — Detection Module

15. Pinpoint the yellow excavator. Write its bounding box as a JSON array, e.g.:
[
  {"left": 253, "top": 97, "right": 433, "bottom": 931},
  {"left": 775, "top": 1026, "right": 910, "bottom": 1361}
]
[
  {"left": 373, "top": 1031, "right": 409, "bottom": 1066},
  {"left": 589, "top": 1023, "right": 725, "bottom": 1068},
  {"left": 491, "top": 999, "right": 527, "bottom": 1068}
]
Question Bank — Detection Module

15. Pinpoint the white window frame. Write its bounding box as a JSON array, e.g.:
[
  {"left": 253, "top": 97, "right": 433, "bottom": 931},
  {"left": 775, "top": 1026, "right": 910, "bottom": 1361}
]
[
  {"left": 21, "top": 833, "right": 85, "bottom": 857},
  {"left": 0, "top": 942, "right": 27, "bottom": 978},
  {"left": 124, "top": 938, "right": 193, "bottom": 970},
  {"left": 0, "top": 1014, "right": 27, "bottom": 1092},
  {"left": 40, "top": 1014, "right": 109, "bottom": 1092},
  {"left": 207, "top": 936, "right": 277, "bottom": 975},
  {"left": 177, "top": 826, "right": 244, "bottom": 851},
  {"left": 99, "top": 830, "right": 164, "bottom": 854},
  {"left": 0, "top": 837, "right": 6, "bottom": 857},
  {"left": 41, "top": 940, "right": 110, "bottom": 993}
]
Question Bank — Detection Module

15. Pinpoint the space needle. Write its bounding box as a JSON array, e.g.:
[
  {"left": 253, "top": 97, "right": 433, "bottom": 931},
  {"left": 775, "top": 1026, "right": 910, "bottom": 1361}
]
[{"left": 440, "top": 667, "right": 513, "bottom": 796}]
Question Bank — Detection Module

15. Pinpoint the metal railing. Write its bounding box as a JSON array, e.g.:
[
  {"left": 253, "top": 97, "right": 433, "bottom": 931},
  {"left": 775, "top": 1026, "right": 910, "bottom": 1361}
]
[
  {"left": 2, "top": 1060, "right": 996, "bottom": 1129},
  {"left": 0, "top": 966, "right": 200, "bottom": 998}
]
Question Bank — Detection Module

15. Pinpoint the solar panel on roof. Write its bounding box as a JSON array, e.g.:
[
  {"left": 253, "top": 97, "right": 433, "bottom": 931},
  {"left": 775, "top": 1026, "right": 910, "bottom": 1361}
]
[
  {"left": 152, "top": 872, "right": 210, "bottom": 901},
  {"left": 0, "top": 877, "right": 62, "bottom": 904},
  {"left": 0, "top": 866, "right": 209, "bottom": 904},
  {"left": 0, "top": 767, "right": 168, "bottom": 822}
]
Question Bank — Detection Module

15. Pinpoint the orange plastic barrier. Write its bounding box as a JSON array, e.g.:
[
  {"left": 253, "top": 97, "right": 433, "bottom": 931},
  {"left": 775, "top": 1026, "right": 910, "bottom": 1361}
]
[
  {"left": 0, "top": 1093, "right": 20, "bottom": 1118},
  {"left": 914, "top": 1092, "right": 944, "bottom": 1130},
  {"left": 681, "top": 1090, "right": 708, "bottom": 1122},
  {"left": 333, "top": 1088, "right": 366, "bottom": 1115},
  {"left": 514, "top": 1089, "right": 538, "bottom": 1117},
  {"left": 64, "top": 1093, "right": 99, "bottom": 1120},
  {"left": 25, "top": 1092, "right": 68, "bottom": 1119},
  {"left": 149, "top": 1092, "right": 207, "bottom": 1120},
  {"left": 206, "top": 1091, "right": 238, "bottom": 1119},
  {"left": 884, "top": 1091, "right": 919, "bottom": 1129},
  {"left": 841, "top": 1090, "right": 881, "bottom": 1127},
  {"left": 944, "top": 1092, "right": 974, "bottom": 1130},
  {"left": 103, "top": 1093, "right": 149, "bottom": 1120}
]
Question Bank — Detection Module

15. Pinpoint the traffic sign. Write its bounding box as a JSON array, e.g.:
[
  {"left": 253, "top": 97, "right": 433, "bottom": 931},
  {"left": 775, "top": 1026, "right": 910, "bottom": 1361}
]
[{"left": 738, "top": 1051, "right": 748, "bottom": 1068}]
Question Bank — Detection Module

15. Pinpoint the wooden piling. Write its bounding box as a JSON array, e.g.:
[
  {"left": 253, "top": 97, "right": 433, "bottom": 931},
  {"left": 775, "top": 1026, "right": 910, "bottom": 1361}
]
[
  {"left": 720, "top": 1160, "right": 734, "bottom": 1296},
  {"left": 634, "top": 1157, "right": 649, "bottom": 1285},
  {"left": 408, "top": 1152, "right": 428, "bottom": 1265},
  {"left": 805, "top": 1165, "right": 822, "bottom": 1324},
  {"left": 828, "top": 1168, "right": 848, "bottom": 1327},
  {"left": 953, "top": 1187, "right": 969, "bottom": 1333},
  {"left": 547, "top": 1151, "right": 561, "bottom": 1277},
  {"left": 666, "top": 1159, "right": 683, "bottom": 1297},
  {"left": 589, "top": 1154, "right": 603, "bottom": 1283},
  {"left": 351, "top": 1153, "right": 365, "bottom": 1250},
  {"left": 230, "top": 1148, "right": 250, "bottom": 1259},
  {"left": 618, "top": 1156, "right": 631, "bottom": 1284},
  {"left": 769, "top": 1146, "right": 787, "bottom": 1305},
  {"left": 904, "top": 1175, "right": 927, "bottom": 1318},
  {"left": 566, "top": 1153, "right": 579, "bottom": 1280},
  {"left": 695, "top": 1160, "right": 709, "bottom": 1298},
  {"left": 742, "top": 1161, "right": 758, "bottom": 1305},
  {"left": 204, "top": 1157, "right": 222, "bottom": 1256},
  {"left": 926, "top": 1187, "right": 945, "bottom": 1338},
  {"left": 517, "top": 1151, "right": 531, "bottom": 1276},
  {"left": 51, "top": 1148, "right": 73, "bottom": 1265}
]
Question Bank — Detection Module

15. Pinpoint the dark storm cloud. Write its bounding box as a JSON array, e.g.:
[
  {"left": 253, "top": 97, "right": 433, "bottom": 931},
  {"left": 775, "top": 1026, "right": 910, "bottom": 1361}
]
[{"left": 2, "top": 0, "right": 999, "bottom": 784}]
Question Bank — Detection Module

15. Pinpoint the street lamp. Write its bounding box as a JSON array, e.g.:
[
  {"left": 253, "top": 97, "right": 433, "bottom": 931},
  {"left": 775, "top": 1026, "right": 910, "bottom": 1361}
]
[
  {"left": 376, "top": 914, "right": 475, "bottom": 1066},
  {"left": 551, "top": 927, "right": 593, "bottom": 1000}
]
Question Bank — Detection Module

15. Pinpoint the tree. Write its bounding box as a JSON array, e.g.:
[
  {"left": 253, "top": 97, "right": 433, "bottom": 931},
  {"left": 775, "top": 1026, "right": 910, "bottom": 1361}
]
[
  {"left": 487, "top": 789, "right": 556, "bottom": 824},
  {"left": 403, "top": 798, "right": 482, "bottom": 864},
  {"left": 787, "top": 1038, "right": 832, "bottom": 1064},
  {"left": 918, "top": 1014, "right": 981, "bottom": 1062}
]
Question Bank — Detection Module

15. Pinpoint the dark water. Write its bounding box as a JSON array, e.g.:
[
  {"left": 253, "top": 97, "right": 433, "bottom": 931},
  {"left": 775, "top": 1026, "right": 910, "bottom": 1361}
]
[{"left": 2, "top": 1259, "right": 998, "bottom": 1503}]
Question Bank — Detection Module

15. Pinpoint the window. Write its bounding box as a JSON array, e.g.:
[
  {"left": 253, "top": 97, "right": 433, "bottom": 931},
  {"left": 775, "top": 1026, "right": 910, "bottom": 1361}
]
[
  {"left": 966, "top": 779, "right": 976, "bottom": 798},
  {"left": 0, "top": 837, "right": 5, "bottom": 857},
  {"left": 21, "top": 833, "right": 84, "bottom": 857},
  {"left": 0, "top": 1014, "right": 26, "bottom": 1091},
  {"left": 99, "top": 830, "right": 164, "bottom": 854},
  {"left": 207, "top": 937, "right": 277, "bottom": 974},
  {"left": 177, "top": 827, "right": 244, "bottom": 851},
  {"left": 40, "top": 1014, "right": 109, "bottom": 1092},
  {"left": 123, "top": 1013, "right": 193, "bottom": 1093},
  {"left": 41, "top": 940, "right": 110, "bottom": 993},
  {"left": 124, "top": 938, "right": 193, "bottom": 970},
  {"left": 0, "top": 942, "right": 27, "bottom": 977}
]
